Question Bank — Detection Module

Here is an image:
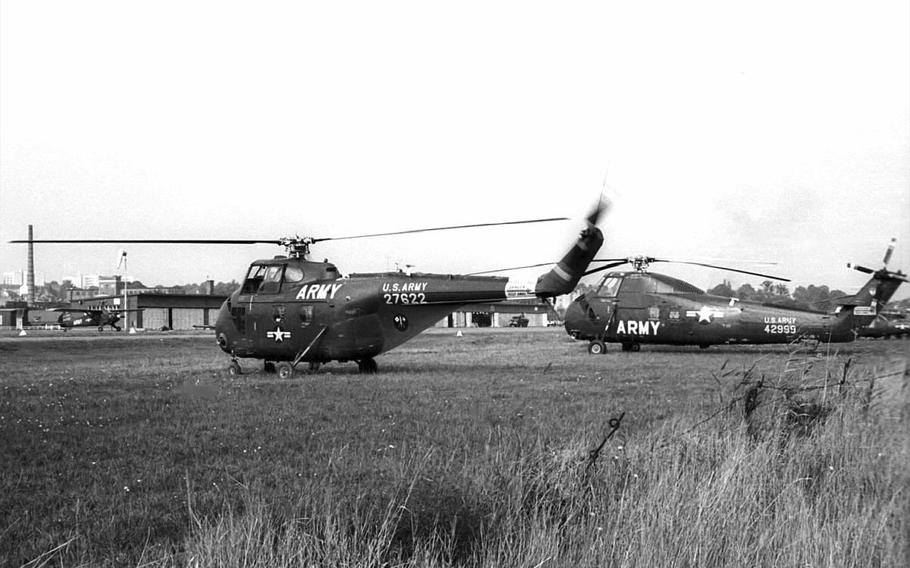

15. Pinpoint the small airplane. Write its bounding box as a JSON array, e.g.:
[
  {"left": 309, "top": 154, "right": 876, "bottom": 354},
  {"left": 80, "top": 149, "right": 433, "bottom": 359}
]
[
  {"left": 48, "top": 307, "right": 143, "bottom": 331},
  {"left": 14, "top": 204, "right": 606, "bottom": 375},
  {"left": 564, "top": 240, "right": 907, "bottom": 353}
]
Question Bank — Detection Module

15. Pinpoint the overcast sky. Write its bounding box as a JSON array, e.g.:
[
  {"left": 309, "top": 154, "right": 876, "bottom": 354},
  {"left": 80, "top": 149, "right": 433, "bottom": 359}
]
[{"left": 2, "top": 1, "right": 908, "bottom": 298}]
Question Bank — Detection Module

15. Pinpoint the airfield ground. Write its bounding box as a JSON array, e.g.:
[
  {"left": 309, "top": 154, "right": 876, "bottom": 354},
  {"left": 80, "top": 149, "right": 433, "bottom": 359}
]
[{"left": 1, "top": 328, "right": 907, "bottom": 566}]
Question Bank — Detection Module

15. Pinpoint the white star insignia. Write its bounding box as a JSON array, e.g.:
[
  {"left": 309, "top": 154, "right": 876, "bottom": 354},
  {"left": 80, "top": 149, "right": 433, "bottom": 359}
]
[
  {"left": 267, "top": 326, "right": 291, "bottom": 342},
  {"left": 686, "top": 305, "right": 725, "bottom": 323}
]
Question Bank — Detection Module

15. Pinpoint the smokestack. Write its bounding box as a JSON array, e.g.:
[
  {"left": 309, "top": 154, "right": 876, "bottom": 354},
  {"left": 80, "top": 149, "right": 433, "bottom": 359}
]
[
  {"left": 27, "top": 225, "right": 35, "bottom": 305},
  {"left": 205, "top": 280, "right": 215, "bottom": 295}
]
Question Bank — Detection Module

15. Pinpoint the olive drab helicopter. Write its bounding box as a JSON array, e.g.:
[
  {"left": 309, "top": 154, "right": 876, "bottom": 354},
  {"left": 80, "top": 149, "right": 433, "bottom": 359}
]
[
  {"left": 14, "top": 205, "right": 606, "bottom": 376},
  {"left": 564, "top": 239, "right": 907, "bottom": 354}
]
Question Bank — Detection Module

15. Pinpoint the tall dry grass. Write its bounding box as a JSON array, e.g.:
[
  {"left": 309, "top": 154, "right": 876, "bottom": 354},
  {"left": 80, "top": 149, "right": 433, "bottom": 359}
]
[{"left": 182, "top": 355, "right": 908, "bottom": 568}]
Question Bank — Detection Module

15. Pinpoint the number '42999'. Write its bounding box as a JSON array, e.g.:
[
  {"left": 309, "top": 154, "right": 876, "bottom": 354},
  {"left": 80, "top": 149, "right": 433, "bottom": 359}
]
[{"left": 764, "top": 324, "right": 796, "bottom": 334}]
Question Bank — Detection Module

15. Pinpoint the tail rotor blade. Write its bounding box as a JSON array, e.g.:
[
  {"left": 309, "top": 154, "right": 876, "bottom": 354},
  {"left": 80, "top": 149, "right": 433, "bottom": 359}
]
[
  {"left": 883, "top": 238, "right": 896, "bottom": 266},
  {"left": 586, "top": 196, "right": 609, "bottom": 227},
  {"left": 848, "top": 263, "right": 875, "bottom": 275}
]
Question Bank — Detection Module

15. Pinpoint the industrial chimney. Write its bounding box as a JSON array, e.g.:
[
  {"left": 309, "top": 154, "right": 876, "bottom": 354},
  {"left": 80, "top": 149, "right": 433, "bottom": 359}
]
[{"left": 27, "top": 225, "right": 35, "bottom": 305}]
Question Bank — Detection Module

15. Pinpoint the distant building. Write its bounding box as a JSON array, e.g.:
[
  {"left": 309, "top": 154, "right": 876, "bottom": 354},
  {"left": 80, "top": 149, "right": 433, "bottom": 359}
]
[
  {"left": 81, "top": 274, "right": 100, "bottom": 288},
  {"left": 436, "top": 299, "right": 559, "bottom": 327},
  {"left": 2, "top": 271, "right": 23, "bottom": 286},
  {"left": 2, "top": 270, "right": 44, "bottom": 286}
]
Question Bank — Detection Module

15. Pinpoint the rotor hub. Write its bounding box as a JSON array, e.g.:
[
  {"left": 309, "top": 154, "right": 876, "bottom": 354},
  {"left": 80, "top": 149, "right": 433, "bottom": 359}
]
[{"left": 279, "top": 236, "right": 316, "bottom": 258}]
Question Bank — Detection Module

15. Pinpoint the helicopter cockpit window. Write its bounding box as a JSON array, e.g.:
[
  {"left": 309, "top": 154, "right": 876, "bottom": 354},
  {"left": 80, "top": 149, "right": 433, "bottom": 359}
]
[
  {"left": 597, "top": 276, "right": 622, "bottom": 297},
  {"left": 258, "top": 265, "right": 285, "bottom": 294},
  {"left": 241, "top": 264, "right": 268, "bottom": 294},
  {"left": 619, "top": 274, "right": 648, "bottom": 293},
  {"left": 284, "top": 265, "right": 305, "bottom": 283}
]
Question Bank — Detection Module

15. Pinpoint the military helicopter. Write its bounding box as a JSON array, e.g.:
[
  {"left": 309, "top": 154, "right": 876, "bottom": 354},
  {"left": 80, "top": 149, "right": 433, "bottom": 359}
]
[
  {"left": 14, "top": 207, "right": 605, "bottom": 375},
  {"left": 564, "top": 240, "right": 907, "bottom": 353},
  {"left": 49, "top": 306, "right": 143, "bottom": 331}
]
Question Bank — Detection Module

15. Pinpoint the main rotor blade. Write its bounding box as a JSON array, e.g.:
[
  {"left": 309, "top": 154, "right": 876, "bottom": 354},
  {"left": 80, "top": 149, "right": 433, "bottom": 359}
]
[
  {"left": 583, "top": 261, "right": 630, "bottom": 276},
  {"left": 466, "top": 262, "right": 557, "bottom": 276},
  {"left": 311, "top": 217, "right": 569, "bottom": 243},
  {"left": 590, "top": 258, "right": 632, "bottom": 264},
  {"left": 651, "top": 259, "right": 790, "bottom": 281},
  {"left": 9, "top": 238, "right": 283, "bottom": 245}
]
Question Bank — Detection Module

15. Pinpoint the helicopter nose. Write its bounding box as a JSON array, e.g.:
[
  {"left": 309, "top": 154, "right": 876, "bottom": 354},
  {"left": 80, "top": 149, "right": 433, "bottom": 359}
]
[
  {"left": 214, "top": 302, "right": 233, "bottom": 353},
  {"left": 564, "top": 301, "right": 585, "bottom": 336}
]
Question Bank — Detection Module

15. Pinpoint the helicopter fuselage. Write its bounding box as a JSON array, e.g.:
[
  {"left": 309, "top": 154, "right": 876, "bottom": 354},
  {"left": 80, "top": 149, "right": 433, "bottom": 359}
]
[
  {"left": 564, "top": 269, "right": 903, "bottom": 352},
  {"left": 566, "top": 289, "right": 853, "bottom": 347},
  {"left": 214, "top": 223, "right": 604, "bottom": 372},
  {"left": 214, "top": 260, "right": 519, "bottom": 364}
]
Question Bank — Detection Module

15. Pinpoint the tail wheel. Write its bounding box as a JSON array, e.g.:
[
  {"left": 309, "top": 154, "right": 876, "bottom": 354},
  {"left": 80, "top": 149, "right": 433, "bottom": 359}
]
[
  {"left": 588, "top": 341, "right": 606, "bottom": 355},
  {"left": 228, "top": 360, "right": 242, "bottom": 376},
  {"left": 276, "top": 362, "right": 294, "bottom": 379},
  {"left": 358, "top": 358, "right": 378, "bottom": 374}
]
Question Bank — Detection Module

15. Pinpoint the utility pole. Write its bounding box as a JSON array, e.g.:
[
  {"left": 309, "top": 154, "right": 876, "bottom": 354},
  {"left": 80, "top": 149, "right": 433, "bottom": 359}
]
[{"left": 26, "top": 225, "right": 35, "bottom": 305}]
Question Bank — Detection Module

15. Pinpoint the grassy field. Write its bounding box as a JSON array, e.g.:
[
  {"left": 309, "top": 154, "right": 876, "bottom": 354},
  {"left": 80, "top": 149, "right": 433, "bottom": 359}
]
[{"left": 0, "top": 328, "right": 907, "bottom": 567}]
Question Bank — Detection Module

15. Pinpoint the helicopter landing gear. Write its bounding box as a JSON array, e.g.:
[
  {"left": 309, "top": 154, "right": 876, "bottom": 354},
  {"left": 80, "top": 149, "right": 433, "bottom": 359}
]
[
  {"left": 358, "top": 358, "right": 378, "bottom": 374},
  {"left": 698, "top": 344, "right": 710, "bottom": 350},
  {"left": 263, "top": 361, "right": 276, "bottom": 374},
  {"left": 98, "top": 326, "right": 105, "bottom": 332},
  {"left": 588, "top": 341, "right": 606, "bottom": 355},
  {"left": 308, "top": 361, "right": 321, "bottom": 373},
  {"left": 228, "top": 359, "right": 242, "bottom": 376},
  {"left": 276, "top": 362, "right": 294, "bottom": 379},
  {"left": 621, "top": 342, "right": 640, "bottom": 352}
]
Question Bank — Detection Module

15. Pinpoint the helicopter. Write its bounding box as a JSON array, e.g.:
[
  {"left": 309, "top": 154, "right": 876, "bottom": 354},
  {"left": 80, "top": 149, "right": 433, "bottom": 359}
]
[
  {"left": 564, "top": 240, "right": 908, "bottom": 354},
  {"left": 14, "top": 206, "right": 605, "bottom": 376},
  {"left": 49, "top": 306, "right": 143, "bottom": 331}
]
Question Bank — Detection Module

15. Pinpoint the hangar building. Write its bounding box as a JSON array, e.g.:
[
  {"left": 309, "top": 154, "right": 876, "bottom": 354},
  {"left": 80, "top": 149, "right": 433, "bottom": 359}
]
[{"left": 71, "top": 291, "right": 227, "bottom": 330}]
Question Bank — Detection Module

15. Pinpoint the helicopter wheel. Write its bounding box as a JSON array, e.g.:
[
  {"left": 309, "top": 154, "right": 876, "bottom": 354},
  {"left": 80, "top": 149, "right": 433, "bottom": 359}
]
[
  {"left": 358, "top": 358, "right": 378, "bottom": 374},
  {"left": 621, "top": 342, "right": 641, "bottom": 352},
  {"left": 228, "top": 360, "right": 242, "bottom": 376},
  {"left": 699, "top": 344, "right": 710, "bottom": 350},
  {"left": 276, "top": 362, "right": 295, "bottom": 379},
  {"left": 263, "top": 361, "right": 276, "bottom": 374},
  {"left": 98, "top": 326, "right": 105, "bottom": 332},
  {"left": 588, "top": 341, "right": 606, "bottom": 355},
  {"left": 308, "top": 362, "right": 321, "bottom": 373}
]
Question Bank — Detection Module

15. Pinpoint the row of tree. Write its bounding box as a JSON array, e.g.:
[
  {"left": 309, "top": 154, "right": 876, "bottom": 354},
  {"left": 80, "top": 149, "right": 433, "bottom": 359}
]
[{"left": 705, "top": 280, "right": 849, "bottom": 311}]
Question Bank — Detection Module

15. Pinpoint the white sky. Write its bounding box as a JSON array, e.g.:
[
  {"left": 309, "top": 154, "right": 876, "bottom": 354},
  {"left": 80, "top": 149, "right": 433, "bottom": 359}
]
[{"left": 1, "top": 1, "right": 908, "bottom": 298}]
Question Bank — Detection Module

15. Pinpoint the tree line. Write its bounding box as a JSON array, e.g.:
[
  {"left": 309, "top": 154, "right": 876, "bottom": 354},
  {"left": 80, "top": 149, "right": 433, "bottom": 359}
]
[{"left": 704, "top": 280, "right": 848, "bottom": 311}]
